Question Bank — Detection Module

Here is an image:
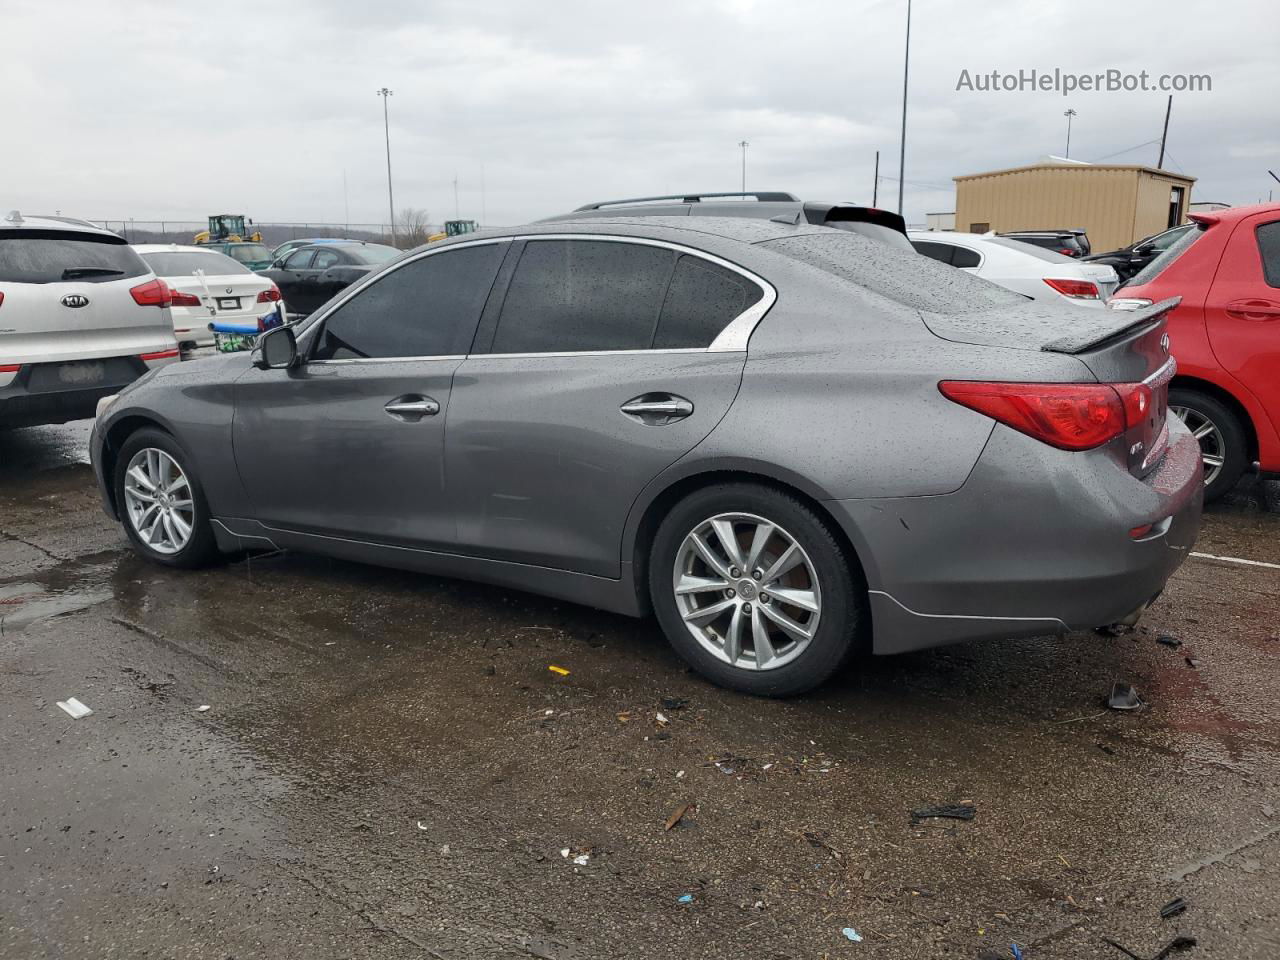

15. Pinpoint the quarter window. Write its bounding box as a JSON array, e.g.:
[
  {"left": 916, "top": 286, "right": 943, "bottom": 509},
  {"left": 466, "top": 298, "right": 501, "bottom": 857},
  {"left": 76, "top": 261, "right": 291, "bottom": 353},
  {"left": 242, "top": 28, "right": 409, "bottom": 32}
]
[
  {"left": 653, "top": 254, "right": 762, "bottom": 348},
  {"left": 912, "top": 240, "right": 956, "bottom": 264},
  {"left": 1257, "top": 221, "right": 1280, "bottom": 288},
  {"left": 950, "top": 247, "right": 981, "bottom": 268},
  {"left": 311, "top": 244, "right": 504, "bottom": 360},
  {"left": 311, "top": 249, "right": 342, "bottom": 270}
]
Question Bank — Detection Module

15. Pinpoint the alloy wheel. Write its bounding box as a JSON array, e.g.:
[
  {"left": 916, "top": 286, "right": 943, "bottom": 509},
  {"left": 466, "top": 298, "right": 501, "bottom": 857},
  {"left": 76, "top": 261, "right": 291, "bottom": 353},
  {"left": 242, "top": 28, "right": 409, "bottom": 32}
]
[
  {"left": 1170, "top": 405, "right": 1225, "bottom": 488},
  {"left": 672, "top": 512, "right": 822, "bottom": 671},
  {"left": 123, "top": 447, "right": 195, "bottom": 556}
]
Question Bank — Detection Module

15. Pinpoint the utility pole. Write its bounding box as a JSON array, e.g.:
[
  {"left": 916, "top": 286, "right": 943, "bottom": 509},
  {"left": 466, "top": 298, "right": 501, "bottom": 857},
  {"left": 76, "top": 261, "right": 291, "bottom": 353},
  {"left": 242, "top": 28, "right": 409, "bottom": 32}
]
[
  {"left": 453, "top": 176, "right": 460, "bottom": 220},
  {"left": 897, "top": 0, "right": 911, "bottom": 216},
  {"left": 872, "top": 150, "right": 880, "bottom": 207},
  {"left": 342, "top": 169, "right": 349, "bottom": 231},
  {"left": 738, "top": 141, "right": 749, "bottom": 194},
  {"left": 1063, "top": 108, "right": 1077, "bottom": 158},
  {"left": 480, "top": 163, "right": 487, "bottom": 226},
  {"left": 1157, "top": 96, "right": 1172, "bottom": 169},
  {"left": 376, "top": 87, "right": 395, "bottom": 244},
  {"left": 1266, "top": 169, "right": 1278, "bottom": 186}
]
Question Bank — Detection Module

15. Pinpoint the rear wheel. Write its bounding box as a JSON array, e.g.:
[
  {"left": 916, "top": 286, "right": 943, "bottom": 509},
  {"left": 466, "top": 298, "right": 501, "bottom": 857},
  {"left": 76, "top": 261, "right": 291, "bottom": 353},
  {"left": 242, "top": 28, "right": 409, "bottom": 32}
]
[
  {"left": 114, "top": 427, "right": 220, "bottom": 568},
  {"left": 649, "top": 483, "right": 863, "bottom": 697},
  {"left": 1169, "top": 388, "right": 1247, "bottom": 502}
]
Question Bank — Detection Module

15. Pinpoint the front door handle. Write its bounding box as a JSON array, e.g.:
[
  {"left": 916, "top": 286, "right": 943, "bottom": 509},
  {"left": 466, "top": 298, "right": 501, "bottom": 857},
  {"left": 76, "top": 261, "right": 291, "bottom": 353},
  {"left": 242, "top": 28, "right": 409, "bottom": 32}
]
[
  {"left": 1225, "top": 299, "right": 1280, "bottom": 321},
  {"left": 620, "top": 393, "right": 694, "bottom": 425},
  {"left": 384, "top": 395, "right": 440, "bottom": 421}
]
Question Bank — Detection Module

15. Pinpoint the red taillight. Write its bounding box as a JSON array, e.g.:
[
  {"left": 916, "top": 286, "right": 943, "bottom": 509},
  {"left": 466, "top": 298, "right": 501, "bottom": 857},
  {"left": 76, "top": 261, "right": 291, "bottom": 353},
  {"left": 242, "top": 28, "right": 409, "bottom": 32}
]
[
  {"left": 0, "top": 363, "right": 20, "bottom": 373},
  {"left": 140, "top": 348, "right": 180, "bottom": 362},
  {"left": 0, "top": 292, "right": 5, "bottom": 308},
  {"left": 130, "top": 278, "right": 172, "bottom": 307},
  {"left": 1115, "top": 382, "right": 1153, "bottom": 430},
  {"left": 256, "top": 286, "right": 281, "bottom": 303},
  {"left": 1129, "top": 523, "right": 1154, "bottom": 539},
  {"left": 169, "top": 289, "right": 201, "bottom": 307},
  {"left": 1043, "top": 277, "right": 1099, "bottom": 299},
  {"left": 939, "top": 381, "right": 1127, "bottom": 451}
]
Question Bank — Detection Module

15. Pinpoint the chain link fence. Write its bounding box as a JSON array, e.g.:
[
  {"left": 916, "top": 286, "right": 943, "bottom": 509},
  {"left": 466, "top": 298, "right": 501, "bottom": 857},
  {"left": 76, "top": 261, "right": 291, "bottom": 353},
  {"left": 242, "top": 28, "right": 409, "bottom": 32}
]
[{"left": 91, "top": 220, "right": 400, "bottom": 247}]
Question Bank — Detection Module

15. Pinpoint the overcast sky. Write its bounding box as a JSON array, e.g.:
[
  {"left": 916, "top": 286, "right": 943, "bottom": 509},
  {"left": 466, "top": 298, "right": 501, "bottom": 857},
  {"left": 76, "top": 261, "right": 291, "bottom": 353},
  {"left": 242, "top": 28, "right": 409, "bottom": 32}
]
[{"left": 3, "top": 0, "right": 1277, "bottom": 228}]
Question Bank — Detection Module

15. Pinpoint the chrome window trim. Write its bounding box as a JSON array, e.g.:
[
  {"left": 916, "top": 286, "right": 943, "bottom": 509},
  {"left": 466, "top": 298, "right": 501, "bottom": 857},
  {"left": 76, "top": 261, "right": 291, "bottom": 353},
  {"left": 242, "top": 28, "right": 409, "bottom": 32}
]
[{"left": 296, "top": 232, "right": 777, "bottom": 364}]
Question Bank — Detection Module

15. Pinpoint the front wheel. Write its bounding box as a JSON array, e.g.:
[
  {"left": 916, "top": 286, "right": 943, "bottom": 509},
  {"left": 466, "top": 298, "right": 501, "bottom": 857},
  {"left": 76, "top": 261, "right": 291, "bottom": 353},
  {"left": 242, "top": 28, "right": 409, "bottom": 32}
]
[
  {"left": 649, "top": 484, "right": 864, "bottom": 697},
  {"left": 1169, "top": 389, "right": 1248, "bottom": 503},
  {"left": 114, "top": 427, "right": 220, "bottom": 568}
]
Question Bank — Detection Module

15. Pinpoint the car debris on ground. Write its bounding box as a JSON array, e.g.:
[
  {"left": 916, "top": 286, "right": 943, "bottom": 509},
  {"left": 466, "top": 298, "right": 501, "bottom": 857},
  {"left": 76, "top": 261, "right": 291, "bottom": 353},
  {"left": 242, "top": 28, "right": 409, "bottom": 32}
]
[
  {"left": 1102, "top": 934, "right": 1197, "bottom": 959},
  {"left": 1106, "top": 682, "right": 1145, "bottom": 711},
  {"left": 55, "top": 697, "right": 93, "bottom": 719},
  {"left": 910, "top": 803, "right": 976, "bottom": 823},
  {"left": 1160, "top": 897, "right": 1188, "bottom": 918}
]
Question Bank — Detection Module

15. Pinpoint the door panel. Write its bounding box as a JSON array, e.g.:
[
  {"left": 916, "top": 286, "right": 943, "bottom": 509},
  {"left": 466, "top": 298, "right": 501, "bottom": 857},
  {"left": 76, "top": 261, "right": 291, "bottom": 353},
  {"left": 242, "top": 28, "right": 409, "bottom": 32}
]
[
  {"left": 233, "top": 359, "right": 461, "bottom": 546},
  {"left": 445, "top": 352, "right": 746, "bottom": 577}
]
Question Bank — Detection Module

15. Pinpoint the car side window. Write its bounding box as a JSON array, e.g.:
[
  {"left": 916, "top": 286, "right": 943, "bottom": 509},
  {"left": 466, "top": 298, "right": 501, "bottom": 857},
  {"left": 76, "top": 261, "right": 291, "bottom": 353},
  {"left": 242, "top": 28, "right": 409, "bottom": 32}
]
[
  {"left": 912, "top": 240, "right": 955, "bottom": 265},
  {"left": 489, "top": 239, "right": 675, "bottom": 353},
  {"left": 950, "top": 247, "right": 981, "bottom": 269},
  {"left": 311, "top": 243, "right": 504, "bottom": 361},
  {"left": 284, "top": 249, "right": 314, "bottom": 271},
  {"left": 1256, "top": 221, "right": 1280, "bottom": 288},
  {"left": 652, "top": 255, "right": 763, "bottom": 349},
  {"left": 311, "top": 249, "right": 341, "bottom": 270}
]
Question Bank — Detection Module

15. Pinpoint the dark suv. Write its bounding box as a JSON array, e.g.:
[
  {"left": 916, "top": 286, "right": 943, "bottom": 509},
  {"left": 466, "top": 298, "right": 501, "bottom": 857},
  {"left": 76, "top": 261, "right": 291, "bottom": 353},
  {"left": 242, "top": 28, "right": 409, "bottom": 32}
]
[
  {"left": 997, "top": 229, "right": 1091, "bottom": 258},
  {"left": 542, "top": 191, "right": 912, "bottom": 249}
]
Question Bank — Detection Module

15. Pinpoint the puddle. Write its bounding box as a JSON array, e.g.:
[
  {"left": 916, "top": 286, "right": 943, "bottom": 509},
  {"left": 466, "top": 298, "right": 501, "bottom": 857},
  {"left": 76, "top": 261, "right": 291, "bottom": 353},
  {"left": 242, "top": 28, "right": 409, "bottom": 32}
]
[{"left": 0, "top": 577, "right": 113, "bottom": 634}]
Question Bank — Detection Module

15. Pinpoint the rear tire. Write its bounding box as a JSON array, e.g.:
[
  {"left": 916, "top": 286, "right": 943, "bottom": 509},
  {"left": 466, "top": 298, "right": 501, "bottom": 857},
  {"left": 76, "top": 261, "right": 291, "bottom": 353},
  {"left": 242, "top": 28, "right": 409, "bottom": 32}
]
[
  {"left": 113, "top": 427, "right": 220, "bottom": 568},
  {"left": 648, "top": 483, "right": 864, "bottom": 697},
  {"left": 1169, "top": 388, "right": 1247, "bottom": 502}
]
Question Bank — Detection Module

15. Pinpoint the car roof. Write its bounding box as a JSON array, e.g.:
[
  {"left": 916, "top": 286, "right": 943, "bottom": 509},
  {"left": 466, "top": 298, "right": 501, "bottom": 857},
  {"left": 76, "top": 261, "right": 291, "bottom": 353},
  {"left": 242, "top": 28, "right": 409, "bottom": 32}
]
[
  {"left": 1187, "top": 201, "right": 1280, "bottom": 225},
  {"left": 2, "top": 210, "right": 120, "bottom": 238},
  {"left": 133, "top": 243, "right": 228, "bottom": 254}
]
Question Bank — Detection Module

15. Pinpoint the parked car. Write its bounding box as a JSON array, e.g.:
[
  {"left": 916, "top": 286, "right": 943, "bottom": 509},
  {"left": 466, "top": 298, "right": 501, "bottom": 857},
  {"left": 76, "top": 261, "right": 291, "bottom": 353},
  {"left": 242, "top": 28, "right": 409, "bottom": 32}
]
[
  {"left": 542, "top": 191, "right": 913, "bottom": 248},
  {"left": 134, "top": 244, "right": 282, "bottom": 350},
  {"left": 909, "top": 232, "right": 1119, "bottom": 306},
  {"left": 200, "top": 241, "right": 275, "bottom": 271},
  {"left": 1109, "top": 203, "right": 1280, "bottom": 500},
  {"left": 0, "top": 212, "right": 179, "bottom": 428},
  {"left": 91, "top": 217, "right": 1201, "bottom": 696},
  {"left": 260, "top": 241, "right": 399, "bottom": 316},
  {"left": 1083, "top": 224, "right": 1195, "bottom": 282},
  {"left": 270, "top": 237, "right": 355, "bottom": 262},
  {"left": 997, "top": 229, "right": 1091, "bottom": 258}
]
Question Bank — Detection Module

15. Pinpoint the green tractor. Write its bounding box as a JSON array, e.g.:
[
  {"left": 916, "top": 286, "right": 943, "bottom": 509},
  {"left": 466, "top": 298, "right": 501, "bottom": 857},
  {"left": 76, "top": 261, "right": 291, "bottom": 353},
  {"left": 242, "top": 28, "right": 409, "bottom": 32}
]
[
  {"left": 428, "top": 219, "right": 480, "bottom": 243},
  {"left": 194, "top": 214, "right": 262, "bottom": 245}
]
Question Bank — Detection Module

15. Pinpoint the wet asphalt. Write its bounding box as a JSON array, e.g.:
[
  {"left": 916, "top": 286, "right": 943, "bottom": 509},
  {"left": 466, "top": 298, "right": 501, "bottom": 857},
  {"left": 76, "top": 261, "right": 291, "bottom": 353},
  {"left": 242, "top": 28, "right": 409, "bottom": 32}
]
[{"left": 1, "top": 422, "right": 1278, "bottom": 960}]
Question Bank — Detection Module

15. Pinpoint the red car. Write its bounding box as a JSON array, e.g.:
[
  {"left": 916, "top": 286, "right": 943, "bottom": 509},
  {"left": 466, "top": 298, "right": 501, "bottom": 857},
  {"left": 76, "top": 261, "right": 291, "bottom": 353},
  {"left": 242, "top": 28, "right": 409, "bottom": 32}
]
[{"left": 1110, "top": 202, "right": 1280, "bottom": 501}]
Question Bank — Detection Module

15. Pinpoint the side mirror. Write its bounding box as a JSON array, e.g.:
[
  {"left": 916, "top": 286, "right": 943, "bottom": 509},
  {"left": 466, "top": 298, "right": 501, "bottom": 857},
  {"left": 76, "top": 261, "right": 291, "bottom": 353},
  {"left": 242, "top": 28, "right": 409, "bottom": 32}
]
[
  {"left": 1134, "top": 243, "right": 1155, "bottom": 256},
  {"left": 252, "top": 325, "right": 298, "bottom": 370}
]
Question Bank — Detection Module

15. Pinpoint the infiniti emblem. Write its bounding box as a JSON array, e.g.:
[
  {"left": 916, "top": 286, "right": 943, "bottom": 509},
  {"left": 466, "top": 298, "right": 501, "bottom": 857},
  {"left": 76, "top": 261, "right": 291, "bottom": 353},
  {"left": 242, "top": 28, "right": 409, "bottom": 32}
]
[
  {"left": 61, "top": 294, "right": 90, "bottom": 308},
  {"left": 1160, "top": 333, "right": 1170, "bottom": 353}
]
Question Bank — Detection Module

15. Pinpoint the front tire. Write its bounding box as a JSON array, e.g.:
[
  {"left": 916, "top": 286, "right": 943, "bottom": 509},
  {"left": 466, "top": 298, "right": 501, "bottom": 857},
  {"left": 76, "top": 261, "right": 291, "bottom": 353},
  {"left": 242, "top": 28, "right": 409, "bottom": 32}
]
[
  {"left": 113, "top": 427, "right": 220, "bottom": 568},
  {"left": 649, "top": 483, "right": 864, "bottom": 697},
  {"left": 1169, "top": 389, "right": 1247, "bottom": 502}
]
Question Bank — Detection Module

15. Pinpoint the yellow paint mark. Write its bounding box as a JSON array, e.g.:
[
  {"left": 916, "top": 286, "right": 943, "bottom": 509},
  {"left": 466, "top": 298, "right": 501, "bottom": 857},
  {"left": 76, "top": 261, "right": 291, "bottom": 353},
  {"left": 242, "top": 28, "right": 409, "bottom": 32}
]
[{"left": 548, "top": 665, "right": 570, "bottom": 676}]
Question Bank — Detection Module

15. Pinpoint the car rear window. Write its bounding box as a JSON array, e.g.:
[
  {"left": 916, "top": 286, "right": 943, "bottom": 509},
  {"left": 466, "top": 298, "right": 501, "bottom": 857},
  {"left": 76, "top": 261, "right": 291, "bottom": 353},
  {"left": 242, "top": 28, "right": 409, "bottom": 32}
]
[
  {"left": 763, "top": 231, "right": 1024, "bottom": 314},
  {"left": 987, "top": 236, "right": 1076, "bottom": 263},
  {"left": 227, "top": 244, "right": 272, "bottom": 263},
  {"left": 141, "top": 251, "right": 250, "bottom": 276},
  {"left": 0, "top": 229, "right": 149, "bottom": 284},
  {"left": 826, "top": 221, "right": 914, "bottom": 250},
  {"left": 1124, "top": 223, "right": 1203, "bottom": 288}
]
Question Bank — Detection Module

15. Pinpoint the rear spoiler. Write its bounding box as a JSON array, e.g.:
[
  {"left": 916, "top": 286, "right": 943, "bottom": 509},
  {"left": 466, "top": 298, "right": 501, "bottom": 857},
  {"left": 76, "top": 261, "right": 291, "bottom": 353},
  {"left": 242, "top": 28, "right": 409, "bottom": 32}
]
[{"left": 1042, "top": 297, "right": 1182, "bottom": 354}]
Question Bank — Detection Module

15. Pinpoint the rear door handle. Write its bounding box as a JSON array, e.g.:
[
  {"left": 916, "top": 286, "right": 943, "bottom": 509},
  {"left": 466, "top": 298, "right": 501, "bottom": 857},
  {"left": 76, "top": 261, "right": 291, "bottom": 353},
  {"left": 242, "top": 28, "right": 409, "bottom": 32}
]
[
  {"left": 1226, "top": 299, "right": 1280, "bottom": 321},
  {"left": 384, "top": 395, "right": 440, "bottom": 421},
  {"left": 620, "top": 394, "right": 694, "bottom": 424}
]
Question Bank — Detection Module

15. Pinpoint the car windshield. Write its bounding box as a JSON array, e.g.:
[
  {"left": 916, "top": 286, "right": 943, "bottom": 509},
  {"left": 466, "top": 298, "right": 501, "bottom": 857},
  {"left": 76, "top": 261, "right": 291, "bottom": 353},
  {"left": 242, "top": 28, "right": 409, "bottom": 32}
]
[
  {"left": 228, "top": 244, "right": 272, "bottom": 263},
  {"left": 1122, "top": 223, "right": 1204, "bottom": 289},
  {"left": 141, "top": 250, "right": 251, "bottom": 276},
  {"left": 0, "top": 229, "right": 149, "bottom": 284},
  {"left": 344, "top": 244, "right": 400, "bottom": 265}
]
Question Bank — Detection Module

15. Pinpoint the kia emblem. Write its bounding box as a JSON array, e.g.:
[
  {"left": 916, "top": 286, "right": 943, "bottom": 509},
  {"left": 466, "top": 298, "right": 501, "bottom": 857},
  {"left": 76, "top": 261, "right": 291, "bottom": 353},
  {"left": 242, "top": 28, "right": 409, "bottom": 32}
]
[
  {"left": 1160, "top": 333, "right": 1171, "bottom": 353},
  {"left": 61, "top": 294, "right": 90, "bottom": 308}
]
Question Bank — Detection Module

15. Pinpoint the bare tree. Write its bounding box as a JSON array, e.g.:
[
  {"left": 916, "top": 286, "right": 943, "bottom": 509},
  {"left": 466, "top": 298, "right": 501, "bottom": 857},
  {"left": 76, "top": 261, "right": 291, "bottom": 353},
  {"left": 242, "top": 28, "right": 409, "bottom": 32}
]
[{"left": 394, "top": 207, "right": 433, "bottom": 248}]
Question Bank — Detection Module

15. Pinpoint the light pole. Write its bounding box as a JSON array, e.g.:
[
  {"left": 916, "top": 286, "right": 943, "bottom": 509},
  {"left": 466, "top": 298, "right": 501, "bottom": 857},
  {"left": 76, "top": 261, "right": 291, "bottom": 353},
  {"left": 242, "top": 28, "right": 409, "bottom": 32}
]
[
  {"left": 377, "top": 87, "right": 395, "bottom": 243},
  {"left": 1064, "top": 108, "right": 1077, "bottom": 159},
  {"left": 738, "top": 140, "right": 749, "bottom": 194},
  {"left": 897, "top": 0, "right": 911, "bottom": 216}
]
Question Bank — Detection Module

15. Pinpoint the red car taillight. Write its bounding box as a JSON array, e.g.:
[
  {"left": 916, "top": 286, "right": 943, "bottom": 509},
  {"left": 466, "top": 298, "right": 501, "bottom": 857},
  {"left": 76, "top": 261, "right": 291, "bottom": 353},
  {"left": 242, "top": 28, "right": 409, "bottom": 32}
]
[
  {"left": 939, "top": 381, "right": 1143, "bottom": 451},
  {"left": 1043, "top": 277, "right": 1099, "bottom": 299},
  {"left": 169, "top": 290, "right": 202, "bottom": 307},
  {"left": 139, "top": 348, "right": 180, "bottom": 362},
  {"left": 130, "top": 278, "right": 172, "bottom": 307},
  {"left": 0, "top": 363, "right": 20, "bottom": 373},
  {"left": 256, "top": 286, "right": 281, "bottom": 303}
]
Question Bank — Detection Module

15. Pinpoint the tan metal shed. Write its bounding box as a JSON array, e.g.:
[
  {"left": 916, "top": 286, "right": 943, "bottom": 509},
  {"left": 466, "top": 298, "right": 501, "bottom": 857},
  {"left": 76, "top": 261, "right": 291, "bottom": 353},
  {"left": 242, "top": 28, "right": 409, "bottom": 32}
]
[{"left": 953, "top": 162, "right": 1196, "bottom": 253}]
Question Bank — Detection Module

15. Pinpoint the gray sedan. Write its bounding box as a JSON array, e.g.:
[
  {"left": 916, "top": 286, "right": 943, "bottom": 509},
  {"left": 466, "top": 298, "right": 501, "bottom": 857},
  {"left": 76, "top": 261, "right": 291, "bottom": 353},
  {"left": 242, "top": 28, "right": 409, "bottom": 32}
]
[{"left": 89, "top": 217, "right": 1202, "bottom": 696}]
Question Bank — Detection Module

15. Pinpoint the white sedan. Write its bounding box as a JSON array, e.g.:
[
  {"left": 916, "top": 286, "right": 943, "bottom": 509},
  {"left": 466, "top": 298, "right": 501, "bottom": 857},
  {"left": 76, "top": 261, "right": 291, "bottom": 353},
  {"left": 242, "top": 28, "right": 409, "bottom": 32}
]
[
  {"left": 908, "top": 231, "right": 1120, "bottom": 308},
  {"left": 133, "top": 244, "right": 281, "bottom": 348}
]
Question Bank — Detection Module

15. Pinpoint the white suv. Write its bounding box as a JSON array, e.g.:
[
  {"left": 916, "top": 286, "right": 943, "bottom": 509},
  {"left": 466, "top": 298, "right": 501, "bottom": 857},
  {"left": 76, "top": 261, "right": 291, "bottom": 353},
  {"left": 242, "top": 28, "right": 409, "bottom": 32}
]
[{"left": 0, "top": 212, "right": 180, "bottom": 428}]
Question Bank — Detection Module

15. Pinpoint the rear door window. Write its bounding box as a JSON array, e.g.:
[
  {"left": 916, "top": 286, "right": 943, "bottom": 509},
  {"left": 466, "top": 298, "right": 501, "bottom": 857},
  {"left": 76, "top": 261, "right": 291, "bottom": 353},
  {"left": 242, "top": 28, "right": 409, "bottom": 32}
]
[
  {"left": 0, "top": 229, "right": 149, "bottom": 284},
  {"left": 283, "top": 249, "right": 315, "bottom": 270},
  {"left": 311, "top": 243, "right": 504, "bottom": 360},
  {"left": 912, "top": 240, "right": 956, "bottom": 264},
  {"left": 951, "top": 247, "right": 981, "bottom": 268},
  {"left": 489, "top": 239, "right": 675, "bottom": 353},
  {"left": 652, "top": 255, "right": 763, "bottom": 348},
  {"left": 311, "top": 249, "right": 342, "bottom": 270},
  {"left": 1256, "top": 221, "right": 1280, "bottom": 288}
]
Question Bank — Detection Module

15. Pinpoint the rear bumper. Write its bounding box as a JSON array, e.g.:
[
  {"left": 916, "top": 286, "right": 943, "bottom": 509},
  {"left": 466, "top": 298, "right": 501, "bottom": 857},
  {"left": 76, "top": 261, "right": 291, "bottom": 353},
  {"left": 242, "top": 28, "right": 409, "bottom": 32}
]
[
  {"left": 0, "top": 357, "right": 159, "bottom": 428},
  {"left": 828, "top": 415, "right": 1204, "bottom": 655}
]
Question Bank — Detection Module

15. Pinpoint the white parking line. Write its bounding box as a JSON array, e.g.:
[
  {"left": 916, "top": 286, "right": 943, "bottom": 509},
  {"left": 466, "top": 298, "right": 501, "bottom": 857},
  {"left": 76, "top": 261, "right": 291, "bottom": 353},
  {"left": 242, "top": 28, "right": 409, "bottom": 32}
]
[{"left": 1190, "top": 551, "right": 1280, "bottom": 570}]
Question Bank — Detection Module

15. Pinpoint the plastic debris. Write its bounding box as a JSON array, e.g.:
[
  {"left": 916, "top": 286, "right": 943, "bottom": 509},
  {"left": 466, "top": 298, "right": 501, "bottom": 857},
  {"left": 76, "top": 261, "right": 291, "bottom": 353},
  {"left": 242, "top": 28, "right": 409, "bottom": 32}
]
[
  {"left": 1156, "top": 635, "right": 1183, "bottom": 648},
  {"left": 1102, "top": 935, "right": 1196, "bottom": 960},
  {"left": 56, "top": 697, "right": 93, "bottom": 719},
  {"left": 655, "top": 712, "right": 669, "bottom": 726},
  {"left": 1106, "top": 682, "right": 1145, "bottom": 711},
  {"left": 661, "top": 696, "right": 689, "bottom": 710},
  {"left": 548, "top": 665, "right": 570, "bottom": 676},
  {"left": 910, "top": 803, "right": 976, "bottom": 823},
  {"left": 1160, "top": 897, "right": 1188, "bottom": 919},
  {"left": 417, "top": 822, "right": 430, "bottom": 831},
  {"left": 1184, "top": 657, "right": 1201, "bottom": 669},
  {"left": 559, "top": 848, "right": 571, "bottom": 858},
  {"left": 665, "top": 802, "right": 694, "bottom": 831},
  {"left": 841, "top": 927, "right": 863, "bottom": 942},
  {"left": 572, "top": 853, "right": 589, "bottom": 866},
  {"left": 196, "top": 705, "right": 211, "bottom": 713},
  {"left": 677, "top": 893, "right": 694, "bottom": 904},
  {"left": 1011, "top": 944, "right": 1025, "bottom": 960}
]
